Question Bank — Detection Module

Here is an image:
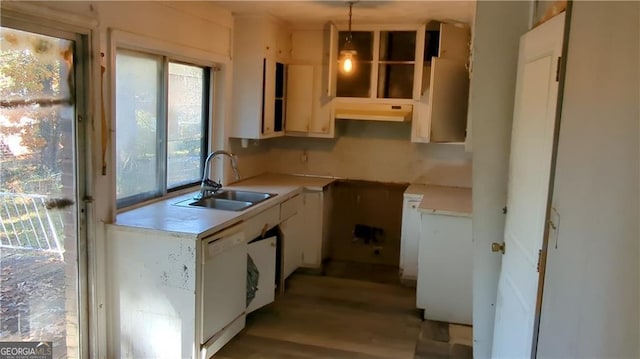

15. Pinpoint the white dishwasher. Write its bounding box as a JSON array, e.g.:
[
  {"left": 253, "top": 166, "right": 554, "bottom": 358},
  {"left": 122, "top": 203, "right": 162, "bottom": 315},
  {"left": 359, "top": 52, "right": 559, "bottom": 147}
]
[{"left": 200, "top": 224, "right": 246, "bottom": 357}]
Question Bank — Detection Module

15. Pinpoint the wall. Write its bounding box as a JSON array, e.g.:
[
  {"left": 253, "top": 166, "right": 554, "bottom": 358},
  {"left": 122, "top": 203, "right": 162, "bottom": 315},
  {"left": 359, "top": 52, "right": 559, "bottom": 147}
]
[
  {"left": 468, "top": 2, "right": 531, "bottom": 358},
  {"left": 267, "top": 120, "right": 471, "bottom": 185},
  {"left": 1, "top": 2, "right": 234, "bottom": 358},
  {"left": 229, "top": 138, "right": 272, "bottom": 180},
  {"left": 537, "top": 2, "right": 639, "bottom": 358}
]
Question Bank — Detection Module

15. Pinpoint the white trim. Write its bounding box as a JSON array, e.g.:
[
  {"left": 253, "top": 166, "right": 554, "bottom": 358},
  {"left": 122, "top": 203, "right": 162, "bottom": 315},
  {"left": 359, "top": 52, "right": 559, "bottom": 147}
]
[
  {"left": 109, "top": 29, "right": 230, "bottom": 68},
  {"left": 0, "top": 2, "right": 97, "bottom": 33}
]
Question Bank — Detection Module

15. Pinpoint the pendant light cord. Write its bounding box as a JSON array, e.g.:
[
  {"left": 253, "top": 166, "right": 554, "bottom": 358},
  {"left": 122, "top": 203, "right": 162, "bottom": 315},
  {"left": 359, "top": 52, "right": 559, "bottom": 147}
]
[{"left": 347, "top": 2, "right": 353, "bottom": 43}]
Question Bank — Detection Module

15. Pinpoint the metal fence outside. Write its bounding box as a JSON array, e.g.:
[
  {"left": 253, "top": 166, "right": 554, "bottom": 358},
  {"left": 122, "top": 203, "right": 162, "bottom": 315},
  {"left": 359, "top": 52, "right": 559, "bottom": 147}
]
[{"left": 0, "top": 192, "right": 65, "bottom": 259}]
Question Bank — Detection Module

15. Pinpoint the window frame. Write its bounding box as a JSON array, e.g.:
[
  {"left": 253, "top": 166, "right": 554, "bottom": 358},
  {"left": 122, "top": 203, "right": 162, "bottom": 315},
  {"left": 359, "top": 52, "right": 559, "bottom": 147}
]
[
  {"left": 114, "top": 50, "right": 211, "bottom": 208},
  {"left": 110, "top": 30, "right": 225, "bottom": 210}
]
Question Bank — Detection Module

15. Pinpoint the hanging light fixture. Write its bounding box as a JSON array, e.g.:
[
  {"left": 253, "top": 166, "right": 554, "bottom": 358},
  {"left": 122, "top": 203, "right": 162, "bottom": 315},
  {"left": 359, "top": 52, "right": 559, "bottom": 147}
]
[{"left": 340, "top": 1, "right": 357, "bottom": 74}]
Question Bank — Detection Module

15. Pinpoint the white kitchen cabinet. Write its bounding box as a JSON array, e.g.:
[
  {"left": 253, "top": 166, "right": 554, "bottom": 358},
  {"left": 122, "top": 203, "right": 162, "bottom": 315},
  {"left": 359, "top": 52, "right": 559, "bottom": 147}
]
[
  {"left": 107, "top": 223, "right": 255, "bottom": 359},
  {"left": 417, "top": 213, "right": 472, "bottom": 325},
  {"left": 300, "top": 186, "right": 332, "bottom": 268},
  {"left": 328, "top": 25, "right": 426, "bottom": 100},
  {"left": 107, "top": 200, "right": 285, "bottom": 358},
  {"left": 412, "top": 23, "right": 471, "bottom": 143},
  {"left": 286, "top": 29, "right": 335, "bottom": 138},
  {"left": 400, "top": 194, "right": 423, "bottom": 280},
  {"left": 286, "top": 64, "right": 334, "bottom": 137},
  {"left": 106, "top": 227, "right": 210, "bottom": 359},
  {"left": 285, "top": 64, "right": 313, "bottom": 132},
  {"left": 246, "top": 236, "right": 277, "bottom": 314},
  {"left": 323, "top": 22, "right": 470, "bottom": 143},
  {"left": 280, "top": 195, "right": 304, "bottom": 279},
  {"left": 230, "top": 15, "right": 290, "bottom": 139}
]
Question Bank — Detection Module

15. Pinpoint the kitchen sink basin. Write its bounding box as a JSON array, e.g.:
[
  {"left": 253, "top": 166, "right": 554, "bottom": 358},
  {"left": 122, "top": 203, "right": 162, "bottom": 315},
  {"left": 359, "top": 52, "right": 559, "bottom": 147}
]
[
  {"left": 211, "top": 190, "right": 275, "bottom": 203},
  {"left": 173, "top": 190, "right": 276, "bottom": 211}
]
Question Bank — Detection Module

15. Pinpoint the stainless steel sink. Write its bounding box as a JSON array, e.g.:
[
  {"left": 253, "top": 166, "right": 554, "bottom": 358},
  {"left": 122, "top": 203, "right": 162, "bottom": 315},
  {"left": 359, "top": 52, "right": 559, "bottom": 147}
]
[
  {"left": 211, "top": 190, "right": 275, "bottom": 204},
  {"left": 173, "top": 190, "right": 276, "bottom": 211}
]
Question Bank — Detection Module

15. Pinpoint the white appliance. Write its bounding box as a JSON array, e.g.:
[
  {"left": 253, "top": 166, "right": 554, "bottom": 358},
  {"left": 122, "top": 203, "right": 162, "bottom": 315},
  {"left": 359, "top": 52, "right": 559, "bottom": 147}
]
[{"left": 200, "top": 224, "right": 246, "bottom": 355}]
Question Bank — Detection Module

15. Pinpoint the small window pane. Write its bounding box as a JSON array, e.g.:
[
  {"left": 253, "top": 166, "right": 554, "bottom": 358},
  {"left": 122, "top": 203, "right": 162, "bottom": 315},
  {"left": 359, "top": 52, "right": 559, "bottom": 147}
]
[
  {"left": 336, "top": 63, "right": 372, "bottom": 97},
  {"left": 115, "top": 50, "right": 161, "bottom": 203},
  {"left": 337, "top": 31, "right": 373, "bottom": 61},
  {"left": 377, "top": 64, "right": 414, "bottom": 99},
  {"left": 167, "top": 63, "right": 206, "bottom": 188},
  {"left": 380, "top": 31, "right": 416, "bottom": 61}
]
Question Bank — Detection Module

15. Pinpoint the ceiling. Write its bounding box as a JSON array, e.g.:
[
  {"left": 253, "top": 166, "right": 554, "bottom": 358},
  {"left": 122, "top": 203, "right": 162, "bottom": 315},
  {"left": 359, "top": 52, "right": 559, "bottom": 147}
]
[{"left": 211, "top": 1, "right": 476, "bottom": 27}]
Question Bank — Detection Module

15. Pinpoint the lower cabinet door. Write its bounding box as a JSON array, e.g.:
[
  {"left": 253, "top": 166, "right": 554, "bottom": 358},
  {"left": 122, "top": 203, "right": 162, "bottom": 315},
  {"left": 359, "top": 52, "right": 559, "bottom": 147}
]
[
  {"left": 281, "top": 213, "right": 303, "bottom": 279},
  {"left": 246, "top": 236, "right": 277, "bottom": 313}
]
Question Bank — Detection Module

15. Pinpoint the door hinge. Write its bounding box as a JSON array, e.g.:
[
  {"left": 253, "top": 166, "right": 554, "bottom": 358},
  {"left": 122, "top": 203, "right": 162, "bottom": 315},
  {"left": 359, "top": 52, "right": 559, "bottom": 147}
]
[
  {"left": 555, "top": 56, "right": 562, "bottom": 82},
  {"left": 502, "top": 206, "right": 508, "bottom": 214},
  {"left": 537, "top": 249, "right": 543, "bottom": 272}
]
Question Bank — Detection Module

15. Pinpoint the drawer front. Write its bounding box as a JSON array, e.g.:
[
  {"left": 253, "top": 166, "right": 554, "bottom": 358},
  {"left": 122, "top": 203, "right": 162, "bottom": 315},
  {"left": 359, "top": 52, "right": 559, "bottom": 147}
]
[
  {"left": 245, "top": 205, "right": 280, "bottom": 240},
  {"left": 280, "top": 194, "right": 302, "bottom": 221}
]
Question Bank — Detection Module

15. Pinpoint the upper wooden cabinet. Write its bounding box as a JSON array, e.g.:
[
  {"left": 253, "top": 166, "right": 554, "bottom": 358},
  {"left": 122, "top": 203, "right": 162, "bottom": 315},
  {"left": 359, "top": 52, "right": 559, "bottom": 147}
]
[
  {"left": 325, "top": 22, "right": 471, "bottom": 144},
  {"left": 230, "top": 15, "right": 290, "bottom": 139},
  {"left": 285, "top": 29, "right": 335, "bottom": 138}
]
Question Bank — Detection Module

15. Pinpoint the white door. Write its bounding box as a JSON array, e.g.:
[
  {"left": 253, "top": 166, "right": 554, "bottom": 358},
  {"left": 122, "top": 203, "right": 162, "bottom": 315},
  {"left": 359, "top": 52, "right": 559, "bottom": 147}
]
[{"left": 491, "top": 13, "right": 565, "bottom": 358}]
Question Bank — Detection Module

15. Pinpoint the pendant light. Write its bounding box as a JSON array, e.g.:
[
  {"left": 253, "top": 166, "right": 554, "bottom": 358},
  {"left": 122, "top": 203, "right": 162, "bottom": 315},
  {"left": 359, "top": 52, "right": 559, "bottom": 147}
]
[{"left": 340, "top": 2, "right": 357, "bottom": 73}]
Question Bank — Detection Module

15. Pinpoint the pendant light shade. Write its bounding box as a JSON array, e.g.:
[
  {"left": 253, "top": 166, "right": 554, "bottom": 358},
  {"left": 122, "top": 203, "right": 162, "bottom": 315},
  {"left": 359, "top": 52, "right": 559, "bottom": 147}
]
[{"left": 339, "top": 2, "right": 357, "bottom": 73}]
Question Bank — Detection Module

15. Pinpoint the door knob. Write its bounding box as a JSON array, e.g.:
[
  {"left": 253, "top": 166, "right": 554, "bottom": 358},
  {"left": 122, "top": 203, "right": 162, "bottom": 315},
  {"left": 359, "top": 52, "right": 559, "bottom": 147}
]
[{"left": 492, "top": 242, "right": 505, "bottom": 254}]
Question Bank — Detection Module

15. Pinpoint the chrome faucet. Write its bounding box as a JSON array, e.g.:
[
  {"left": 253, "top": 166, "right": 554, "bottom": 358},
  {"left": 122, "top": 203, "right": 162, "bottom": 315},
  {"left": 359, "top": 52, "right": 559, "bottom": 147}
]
[{"left": 194, "top": 150, "right": 240, "bottom": 200}]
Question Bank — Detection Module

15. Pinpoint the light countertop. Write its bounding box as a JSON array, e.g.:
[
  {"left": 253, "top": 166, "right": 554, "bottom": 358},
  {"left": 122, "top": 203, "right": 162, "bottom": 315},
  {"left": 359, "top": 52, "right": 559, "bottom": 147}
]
[
  {"left": 405, "top": 183, "right": 430, "bottom": 197},
  {"left": 110, "top": 173, "right": 335, "bottom": 239},
  {"left": 417, "top": 185, "right": 472, "bottom": 218}
]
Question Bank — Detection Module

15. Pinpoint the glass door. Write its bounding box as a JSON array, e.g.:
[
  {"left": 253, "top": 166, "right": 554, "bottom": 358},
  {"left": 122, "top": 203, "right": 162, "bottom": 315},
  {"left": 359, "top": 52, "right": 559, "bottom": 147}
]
[{"left": 0, "top": 25, "right": 84, "bottom": 358}]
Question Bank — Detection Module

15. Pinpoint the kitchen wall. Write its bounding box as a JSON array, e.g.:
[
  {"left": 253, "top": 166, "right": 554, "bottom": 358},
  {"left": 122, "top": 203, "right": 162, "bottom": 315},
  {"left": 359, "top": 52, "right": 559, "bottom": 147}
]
[
  {"left": 267, "top": 120, "right": 471, "bottom": 185},
  {"left": 232, "top": 119, "right": 472, "bottom": 186},
  {"left": 229, "top": 138, "right": 272, "bottom": 180}
]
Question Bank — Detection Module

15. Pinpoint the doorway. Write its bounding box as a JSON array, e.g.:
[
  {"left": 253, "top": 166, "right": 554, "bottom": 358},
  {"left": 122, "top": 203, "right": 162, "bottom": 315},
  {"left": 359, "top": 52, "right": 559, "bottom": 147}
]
[{"left": 0, "top": 24, "right": 87, "bottom": 358}]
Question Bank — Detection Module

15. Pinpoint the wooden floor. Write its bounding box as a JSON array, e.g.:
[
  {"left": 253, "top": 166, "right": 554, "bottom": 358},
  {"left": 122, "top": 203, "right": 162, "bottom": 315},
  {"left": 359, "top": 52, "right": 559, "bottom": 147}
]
[
  {"left": 217, "top": 273, "right": 422, "bottom": 358},
  {"left": 217, "top": 269, "right": 473, "bottom": 359}
]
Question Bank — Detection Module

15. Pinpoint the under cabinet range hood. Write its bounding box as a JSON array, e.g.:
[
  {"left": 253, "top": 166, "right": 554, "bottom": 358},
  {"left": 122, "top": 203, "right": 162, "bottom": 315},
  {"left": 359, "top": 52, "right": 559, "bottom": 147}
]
[{"left": 333, "top": 102, "right": 413, "bottom": 122}]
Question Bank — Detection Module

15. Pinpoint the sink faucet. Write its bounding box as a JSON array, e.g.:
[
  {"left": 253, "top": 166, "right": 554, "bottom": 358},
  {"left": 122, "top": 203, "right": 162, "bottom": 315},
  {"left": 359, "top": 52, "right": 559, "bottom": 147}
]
[{"left": 195, "top": 150, "right": 240, "bottom": 200}]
